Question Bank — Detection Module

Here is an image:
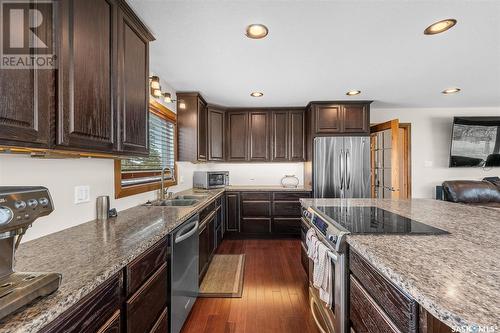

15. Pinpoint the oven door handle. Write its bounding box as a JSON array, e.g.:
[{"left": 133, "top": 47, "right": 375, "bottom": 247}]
[
  {"left": 327, "top": 251, "right": 337, "bottom": 263},
  {"left": 310, "top": 296, "right": 328, "bottom": 333}
]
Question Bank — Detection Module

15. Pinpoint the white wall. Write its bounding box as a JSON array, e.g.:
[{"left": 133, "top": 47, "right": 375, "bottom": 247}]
[
  {"left": 174, "top": 161, "right": 304, "bottom": 188},
  {"left": 0, "top": 155, "right": 303, "bottom": 242},
  {"left": 371, "top": 107, "right": 500, "bottom": 198}
]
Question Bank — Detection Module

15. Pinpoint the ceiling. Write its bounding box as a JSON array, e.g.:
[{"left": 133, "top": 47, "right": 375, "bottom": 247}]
[{"left": 128, "top": 0, "right": 500, "bottom": 108}]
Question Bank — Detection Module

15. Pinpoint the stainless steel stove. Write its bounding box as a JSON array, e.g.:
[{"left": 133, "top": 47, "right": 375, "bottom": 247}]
[
  {"left": 302, "top": 205, "right": 448, "bottom": 333},
  {"left": 313, "top": 205, "right": 448, "bottom": 236},
  {"left": 0, "top": 186, "right": 61, "bottom": 320}
]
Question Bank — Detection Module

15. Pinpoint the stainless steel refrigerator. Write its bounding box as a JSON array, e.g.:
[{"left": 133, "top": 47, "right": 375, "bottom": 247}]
[{"left": 313, "top": 137, "right": 371, "bottom": 198}]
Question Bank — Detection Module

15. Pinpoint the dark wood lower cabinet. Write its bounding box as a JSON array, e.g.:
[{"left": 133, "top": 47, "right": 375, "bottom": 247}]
[
  {"left": 226, "top": 191, "right": 311, "bottom": 237},
  {"left": 208, "top": 215, "right": 216, "bottom": 258},
  {"left": 418, "top": 307, "right": 452, "bottom": 333},
  {"left": 150, "top": 308, "right": 169, "bottom": 333},
  {"left": 349, "top": 249, "right": 418, "bottom": 333},
  {"left": 241, "top": 201, "right": 271, "bottom": 217},
  {"left": 41, "top": 273, "right": 122, "bottom": 333},
  {"left": 350, "top": 275, "right": 402, "bottom": 333},
  {"left": 347, "top": 249, "right": 456, "bottom": 333},
  {"left": 199, "top": 221, "right": 210, "bottom": 281},
  {"left": 225, "top": 193, "right": 240, "bottom": 232},
  {"left": 126, "top": 263, "right": 168, "bottom": 333},
  {"left": 97, "top": 310, "right": 121, "bottom": 333},
  {"left": 272, "top": 217, "right": 302, "bottom": 234},
  {"left": 241, "top": 218, "right": 271, "bottom": 234},
  {"left": 199, "top": 197, "right": 224, "bottom": 283},
  {"left": 125, "top": 237, "right": 168, "bottom": 296}
]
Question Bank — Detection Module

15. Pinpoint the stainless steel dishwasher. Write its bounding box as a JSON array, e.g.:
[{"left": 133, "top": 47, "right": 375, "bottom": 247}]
[{"left": 171, "top": 214, "right": 199, "bottom": 333}]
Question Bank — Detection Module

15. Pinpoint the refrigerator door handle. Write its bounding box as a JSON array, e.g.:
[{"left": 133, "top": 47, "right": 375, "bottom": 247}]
[
  {"left": 346, "top": 149, "right": 351, "bottom": 190},
  {"left": 339, "top": 150, "right": 344, "bottom": 190}
]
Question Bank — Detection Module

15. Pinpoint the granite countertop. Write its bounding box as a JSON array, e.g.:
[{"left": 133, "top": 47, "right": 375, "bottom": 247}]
[
  {"left": 0, "top": 188, "right": 225, "bottom": 333},
  {"left": 225, "top": 185, "right": 312, "bottom": 191},
  {"left": 300, "top": 198, "right": 500, "bottom": 331}
]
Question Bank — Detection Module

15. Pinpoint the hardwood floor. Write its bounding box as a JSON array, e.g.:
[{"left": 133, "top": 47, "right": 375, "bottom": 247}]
[{"left": 181, "top": 239, "right": 319, "bottom": 333}]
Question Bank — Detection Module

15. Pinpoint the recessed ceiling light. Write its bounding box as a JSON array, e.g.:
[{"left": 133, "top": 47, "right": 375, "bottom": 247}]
[
  {"left": 424, "top": 19, "right": 457, "bottom": 35},
  {"left": 346, "top": 90, "right": 361, "bottom": 96},
  {"left": 245, "top": 24, "right": 268, "bottom": 39},
  {"left": 250, "top": 92, "right": 264, "bottom": 97},
  {"left": 442, "top": 88, "right": 461, "bottom": 95}
]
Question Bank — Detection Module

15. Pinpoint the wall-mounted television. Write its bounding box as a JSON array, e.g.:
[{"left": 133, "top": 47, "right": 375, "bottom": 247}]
[{"left": 449, "top": 117, "right": 500, "bottom": 167}]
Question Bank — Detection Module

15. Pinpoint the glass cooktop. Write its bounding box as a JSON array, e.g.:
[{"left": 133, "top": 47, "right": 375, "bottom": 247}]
[{"left": 314, "top": 206, "right": 449, "bottom": 235}]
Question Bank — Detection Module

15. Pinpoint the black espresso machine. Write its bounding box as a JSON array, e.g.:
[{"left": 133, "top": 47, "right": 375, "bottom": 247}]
[{"left": 0, "top": 186, "right": 61, "bottom": 319}]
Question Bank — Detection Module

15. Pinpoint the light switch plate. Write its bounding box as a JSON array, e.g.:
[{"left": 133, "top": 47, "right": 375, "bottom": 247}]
[{"left": 74, "top": 186, "right": 90, "bottom": 204}]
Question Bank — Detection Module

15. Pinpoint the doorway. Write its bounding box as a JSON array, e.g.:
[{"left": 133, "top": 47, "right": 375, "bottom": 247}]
[{"left": 370, "top": 120, "right": 411, "bottom": 199}]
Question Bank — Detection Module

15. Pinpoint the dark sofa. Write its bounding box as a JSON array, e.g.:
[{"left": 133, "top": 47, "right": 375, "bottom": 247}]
[{"left": 441, "top": 178, "right": 500, "bottom": 209}]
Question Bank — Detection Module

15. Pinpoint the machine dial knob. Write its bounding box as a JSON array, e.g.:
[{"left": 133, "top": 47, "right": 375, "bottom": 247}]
[
  {"left": 27, "top": 199, "right": 38, "bottom": 208},
  {"left": 14, "top": 200, "right": 27, "bottom": 210},
  {"left": 0, "top": 207, "right": 13, "bottom": 225},
  {"left": 39, "top": 197, "right": 49, "bottom": 207},
  {"left": 328, "top": 235, "right": 338, "bottom": 243}
]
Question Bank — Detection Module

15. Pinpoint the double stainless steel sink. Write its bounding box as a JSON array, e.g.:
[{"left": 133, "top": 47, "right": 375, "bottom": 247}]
[{"left": 146, "top": 194, "right": 208, "bottom": 207}]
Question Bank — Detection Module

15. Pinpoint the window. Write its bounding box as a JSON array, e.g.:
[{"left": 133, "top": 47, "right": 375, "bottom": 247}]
[{"left": 114, "top": 100, "right": 177, "bottom": 198}]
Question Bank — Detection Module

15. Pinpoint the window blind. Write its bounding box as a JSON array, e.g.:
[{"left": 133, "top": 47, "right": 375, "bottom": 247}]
[{"left": 121, "top": 112, "right": 175, "bottom": 187}]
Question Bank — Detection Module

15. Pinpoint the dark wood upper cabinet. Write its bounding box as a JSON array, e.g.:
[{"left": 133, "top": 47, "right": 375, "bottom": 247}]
[
  {"left": 226, "top": 111, "right": 248, "bottom": 161},
  {"left": 116, "top": 9, "right": 151, "bottom": 155},
  {"left": 314, "top": 104, "right": 342, "bottom": 134},
  {"left": 0, "top": 2, "right": 53, "bottom": 149},
  {"left": 310, "top": 102, "right": 371, "bottom": 136},
  {"left": 207, "top": 105, "right": 225, "bottom": 161},
  {"left": 0, "top": 68, "right": 53, "bottom": 148},
  {"left": 271, "top": 109, "right": 305, "bottom": 162},
  {"left": 197, "top": 98, "right": 208, "bottom": 160},
  {"left": 342, "top": 104, "right": 369, "bottom": 134},
  {"left": 177, "top": 92, "right": 207, "bottom": 162},
  {"left": 56, "top": 0, "right": 117, "bottom": 152},
  {"left": 290, "top": 110, "right": 305, "bottom": 161},
  {"left": 0, "top": 0, "right": 152, "bottom": 156},
  {"left": 248, "top": 111, "right": 270, "bottom": 161},
  {"left": 271, "top": 111, "right": 289, "bottom": 161}
]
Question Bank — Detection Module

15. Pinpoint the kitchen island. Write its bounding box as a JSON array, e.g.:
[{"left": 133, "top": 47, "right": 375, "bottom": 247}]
[{"left": 300, "top": 198, "right": 500, "bottom": 332}]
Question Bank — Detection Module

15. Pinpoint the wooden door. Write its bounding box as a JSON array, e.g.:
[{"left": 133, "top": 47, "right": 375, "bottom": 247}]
[
  {"left": 249, "top": 111, "right": 270, "bottom": 161},
  {"left": 226, "top": 112, "right": 248, "bottom": 161},
  {"left": 197, "top": 98, "right": 207, "bottom": 161},
  {"left": 271, "top": 111, "right": 289, "bottom": 161},
  {"left": 343, "top": 104, "right": 369, "bottom": 134},
  {"left": 208, "top": 106, "right": 224, "bottom": 161},
  {"left": 225, "top": 193, "right": 240, "bottom": 231},
  {"left": 314, "top": 105, "right": 342, "bottom": 134},
  {"left": 117, "top": 10, "right": 149, "bottom": 155},
  {"left": 57, "top": 0, "right": 117, "bottom": 152},
  {"left": 290, "top": 110, "right": 305, "bottom": 161},
  {"left": 370, "top": 119, "right": 401, "bottom": 199}
]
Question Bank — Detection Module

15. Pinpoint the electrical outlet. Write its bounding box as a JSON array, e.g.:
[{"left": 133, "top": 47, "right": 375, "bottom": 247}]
[{"left": 74, "top": 186, "right": 90, "bottom": 204}]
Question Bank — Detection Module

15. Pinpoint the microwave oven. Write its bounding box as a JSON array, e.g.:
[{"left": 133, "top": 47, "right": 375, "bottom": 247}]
[{"left": 193, "top": 171, "right": 229, "bottom": 189}]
